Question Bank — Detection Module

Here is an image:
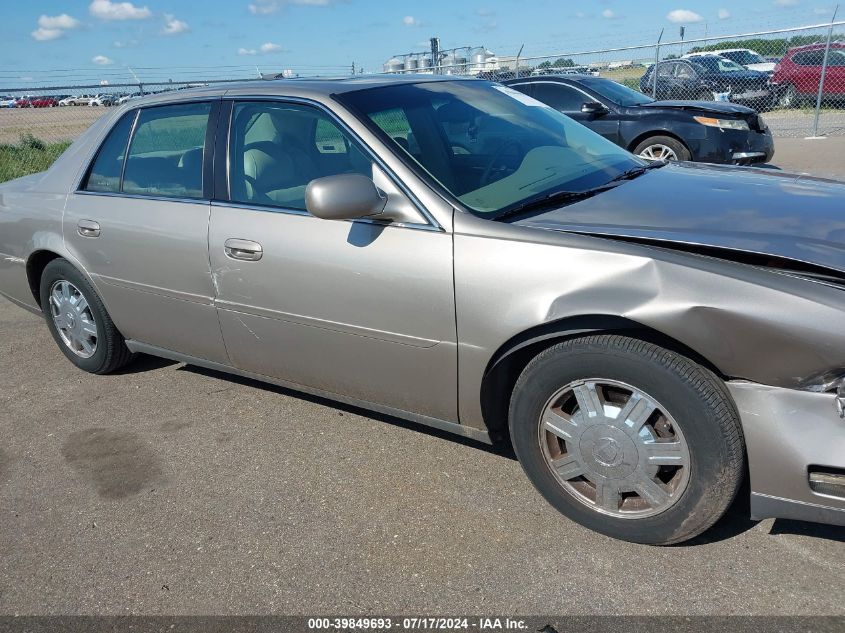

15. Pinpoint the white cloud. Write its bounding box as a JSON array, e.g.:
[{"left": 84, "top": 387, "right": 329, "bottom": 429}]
[
  {"left": 38, "top": 14, "right": 81, "bottom": 30},
  {"left": 667, "top": 9, "right": 704, "bottom": 23},
  {"left": 718, "top": 8, "right": 731, "bottom": 19},
  {"left": 31, "top": 28, "right": 63, "bottom": 41},
  {"left": 601, "top": 9, "right": 616, "bottom": 18},
  {"left": 575, "top": 11, "right": 586, "bottom": 18},
  {"left": 238, "top": 47, "right": 257, "bottom": 55},
  {"left": 403, "top": 15, "right": 421, "bottom": 26},
  {"left": 89, "top": 0, "right": 151, "bottom": 21},
  {"left": 92, "top": 55, "right": 114, "bottom": 65},
  {"left": 249, "top": 0, "right": 280, "bottom": 13},
  {"left": 31, "top": 13, "right": 81, "bottom": 41},
  {"left": 113, "top": 39, "right": 138, "bottom": 48},
  {"left": 260, "top": 42, "right": 283, "bottom": 53},
  {"left": 248, "top": 0, "right": 334, "bottom": 13},
  {"left": 162, "top": 14, "right": 189, "bottom": 35},
  {"left": 774, "top": 0, "right": 798, "bottom": 6}
]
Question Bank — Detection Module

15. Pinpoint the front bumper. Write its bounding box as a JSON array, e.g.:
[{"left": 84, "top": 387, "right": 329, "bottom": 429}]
[
  {"left": 727, "top": 381, "right": 845, "bottom": 527},
  {"left": 689, "top": 126, "right": 775, "bottom": 165}
]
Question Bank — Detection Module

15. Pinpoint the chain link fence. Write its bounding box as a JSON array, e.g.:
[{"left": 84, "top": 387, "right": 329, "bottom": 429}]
[
  {"left": 2, "top": 18, "right": 845, "bottom": 183},
  {"left": 395, "top": 20, "right": 845, "bottom": 139}
]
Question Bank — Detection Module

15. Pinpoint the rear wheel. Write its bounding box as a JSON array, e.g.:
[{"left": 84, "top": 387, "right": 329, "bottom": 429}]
[
  {"left": 39, "top": 258, "right": 135, "bottom": 374},
  {"left": 633, "top": 135, "right": 691, "bottom": 162},
  {"left": 778, "top": 84, "right": 800, "bottom": 109},
  {"left": 509, "top": 335, "right": 745, "bottom": 545}
]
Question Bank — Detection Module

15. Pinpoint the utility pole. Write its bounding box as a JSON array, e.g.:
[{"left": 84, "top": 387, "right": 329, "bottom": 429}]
[
  {"left": 351, "top": 61, "right": 355, "bottom": 75},
  {"left": 515, "top": 43, "right": 524, "bottom": 79}
]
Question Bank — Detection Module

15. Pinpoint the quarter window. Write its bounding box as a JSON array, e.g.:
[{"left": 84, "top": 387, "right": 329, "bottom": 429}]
[
  {"left": 228, "top": 102, "right": 373, "bottom": 210},
  {"left": 83, "top": 112, "right": 135, "bottom": 193},
  {"left": 122, "top": 102, "right": 211, "bottom": 199}
]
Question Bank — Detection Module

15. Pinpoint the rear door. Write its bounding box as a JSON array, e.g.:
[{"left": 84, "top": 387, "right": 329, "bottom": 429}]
[{"left": 64, "top": 100, "right": 228, "bottom": 363}]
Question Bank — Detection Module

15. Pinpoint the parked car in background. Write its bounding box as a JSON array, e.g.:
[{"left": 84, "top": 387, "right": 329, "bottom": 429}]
[
  {"left": 772, "top": 42, "right": 845, "bottom": 108},
  {"left": 58, "top": 96, "right": 77, "bottom": 106},
  {"left": 89, "top": 94, "right": 115, "bottom": 107},
  {"left": 506, "top": 74, "right": 773, "bottom": 164},
  {"left": 0, "top": 76, "right": 843, "bottom": 545},
  {"left": 0, "top": 96, "right": 17, "bottom": 108},
  {"left": 684, "top": 49, "right": 776, "bottom": 74},
  {"left": 14, "top": 97, "right": 32, "bottom": 108},
  {"left": 30, "top": 96, "right": 58, "bottom": 108},
  {"left": 641, "top": 57, "right": 771, "bottom": 108},
  {"left": 115, "top": 93, "right": 142, "bottom": 105},
  {"left": 66, "top": 94, "right": 96, "bottom": 106}
]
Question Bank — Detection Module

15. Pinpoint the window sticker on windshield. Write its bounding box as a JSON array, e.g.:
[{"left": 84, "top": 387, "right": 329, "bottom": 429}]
[{"left": 492, "top": 85, "right": 550, "bottom": 107}]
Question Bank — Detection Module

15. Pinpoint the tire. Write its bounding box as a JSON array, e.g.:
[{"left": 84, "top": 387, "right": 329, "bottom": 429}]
[
  {"left": 778, "top": 84, "right": 800, "bottom": 109},
  {"left": 508, "top": 335, "right": 745, "bottom": 545},
  {"left": 633, "top": 135, "right": 691, "bottom": 162},
  {"left": 39, "top": 258, "right": 135, "bottom": 374}
]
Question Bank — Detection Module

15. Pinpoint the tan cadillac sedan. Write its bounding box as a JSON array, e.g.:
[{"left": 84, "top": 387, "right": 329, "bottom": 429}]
[{"left": 1, "top": 75, "right": 844, "bottom": 544}]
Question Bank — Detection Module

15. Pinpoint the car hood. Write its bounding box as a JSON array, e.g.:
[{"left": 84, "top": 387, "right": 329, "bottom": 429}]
[
  {"left": 514, "top": 162, "right": 845, "bottom": 274},
  {"left": 637, "top": 100, "right": 756, "bottom": 116}
]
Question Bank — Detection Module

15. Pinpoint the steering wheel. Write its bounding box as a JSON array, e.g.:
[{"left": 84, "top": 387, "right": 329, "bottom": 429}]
[{"left": 480, "top": 140, "right": 523, "bottom": 187}]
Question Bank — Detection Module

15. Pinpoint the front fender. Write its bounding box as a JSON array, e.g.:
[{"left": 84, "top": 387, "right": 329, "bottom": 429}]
[{"left": 454, "top": 213, "right": 845, "bottom": 431}]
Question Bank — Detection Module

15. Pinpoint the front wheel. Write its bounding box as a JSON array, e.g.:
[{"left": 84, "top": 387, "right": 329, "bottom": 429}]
[
  {"left": 633, "top": 135, "right": 691, "bottom": 162},
  {"left": 509, "top": 335, "right": 745, "bottom": 545},
  {"left": 39, "top": 258, "right": 135, "bottom": 374}
]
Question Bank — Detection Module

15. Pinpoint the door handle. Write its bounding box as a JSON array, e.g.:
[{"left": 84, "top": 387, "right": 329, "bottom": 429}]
[
  {"left": 77, "top": 219, "right": 100, "bottom": 238},
  {"left": 224, "top": 238, "right": 263, "bottom": 261}
]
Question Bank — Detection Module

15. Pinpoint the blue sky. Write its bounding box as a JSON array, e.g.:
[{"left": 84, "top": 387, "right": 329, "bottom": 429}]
[{"left": 0, "top": 0, "right": 839, "bottom": 87}]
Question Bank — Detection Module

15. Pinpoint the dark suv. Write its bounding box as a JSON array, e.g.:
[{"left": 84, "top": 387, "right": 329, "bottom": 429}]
[{"left": 640, "top": 57, "right": 771, "bottom": 108}]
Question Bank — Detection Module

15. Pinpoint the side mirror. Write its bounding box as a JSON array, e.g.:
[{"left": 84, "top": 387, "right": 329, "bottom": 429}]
[
  {"left": 305, "top": 173, "right": 387, "bottom": 221},
  {"left": 581, "top": 102, "right": 609, "bottom": 116}
]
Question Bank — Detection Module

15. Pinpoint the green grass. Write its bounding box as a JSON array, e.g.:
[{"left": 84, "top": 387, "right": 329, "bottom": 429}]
[{"left": 0, "top": 134, "right": 70, "bottom": 183}]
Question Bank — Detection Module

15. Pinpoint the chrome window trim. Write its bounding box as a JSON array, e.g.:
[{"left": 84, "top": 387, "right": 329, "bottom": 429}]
[
  {"left": 210, "top": 199, "right": 442, "bottom": 233},
  {"left": 220, "top": 94, "right": 442, "bottom": 231},
  {"left": 74, "top": 190, "right": 211, "bottom": 206}
]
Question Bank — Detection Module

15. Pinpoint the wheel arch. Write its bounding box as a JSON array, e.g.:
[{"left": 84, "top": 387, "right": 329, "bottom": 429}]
[
  {"left": 479, "top": 314, "right": 728, "bottom": 440},
  {"left": 25, "top": 249, "right": 63, "bottom": 309},
  {"left": 627, "top": 130, "right": 691, "bottom": 156}
]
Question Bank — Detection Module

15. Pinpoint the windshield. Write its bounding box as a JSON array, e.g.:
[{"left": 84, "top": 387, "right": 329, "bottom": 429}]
[
  {"left": 337, "top": 80, "right": 642, "bottom": 216},
  {"left": 577, "top": 77, "right": 654, "bottom": 106},
  {"left": 720, "top": 50, "right": 765, "bottom": 65},
  {"left": 694, "top": 56, "right": 747, "bottom": 73}
]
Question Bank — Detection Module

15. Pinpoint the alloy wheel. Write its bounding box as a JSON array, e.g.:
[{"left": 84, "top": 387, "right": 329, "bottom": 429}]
[
  {"left": 638, "top": 144, "right": 679, "bottom": 161},
  {"left": 538, "top": 378, "right": 691, "bottom": 518},
  {"left": 48, "top": 280, "right": 98, "bottom": 359}
]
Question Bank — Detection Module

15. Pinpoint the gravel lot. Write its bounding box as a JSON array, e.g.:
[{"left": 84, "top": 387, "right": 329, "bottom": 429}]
[{"left": 1, "top": 298, "right": 844, "bottom": 616}]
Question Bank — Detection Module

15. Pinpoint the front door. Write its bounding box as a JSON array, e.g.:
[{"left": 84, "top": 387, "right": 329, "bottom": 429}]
[
  {"left": 528, "top": 82, "right": 621, "bottom": 143},
  {"left": 208, "top": 100, "right": 458, "bottom": 421},
  {"left": 64, "top": 100, "right": 228, "bottom": 363}
]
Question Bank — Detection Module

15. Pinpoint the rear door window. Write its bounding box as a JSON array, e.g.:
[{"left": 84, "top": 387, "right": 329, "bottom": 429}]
[
  {"left": 83, "top": 112, "right": 135, "bottom": 193},
  {"left": 122, "top": 102, "right": 212, "bottom": 199}
]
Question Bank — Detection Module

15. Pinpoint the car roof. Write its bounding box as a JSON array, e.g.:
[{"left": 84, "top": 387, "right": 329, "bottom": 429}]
[
  {"left": 507, "top": 73, "right": 596, "bottom": 82},
  {"left": 788, "top": 41, "right": 845, "bottom": 52},
  {"left": 124, "top": 74, "right": 477, "bottom": 108}
]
